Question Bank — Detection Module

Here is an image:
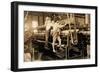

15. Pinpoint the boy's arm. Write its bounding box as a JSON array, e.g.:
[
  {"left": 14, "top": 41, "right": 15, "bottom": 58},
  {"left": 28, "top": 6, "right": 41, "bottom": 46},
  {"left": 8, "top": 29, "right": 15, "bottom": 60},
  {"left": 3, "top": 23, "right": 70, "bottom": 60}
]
[{"left": 58, "top": 23, "right": 67, "bottom": 28}]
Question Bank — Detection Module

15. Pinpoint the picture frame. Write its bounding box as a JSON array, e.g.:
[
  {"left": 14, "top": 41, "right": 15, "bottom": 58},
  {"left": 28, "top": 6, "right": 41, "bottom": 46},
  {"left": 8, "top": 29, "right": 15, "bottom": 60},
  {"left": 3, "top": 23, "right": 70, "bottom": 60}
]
[{"left": 11, "top": 1, "right": 98, "bottom": 72}]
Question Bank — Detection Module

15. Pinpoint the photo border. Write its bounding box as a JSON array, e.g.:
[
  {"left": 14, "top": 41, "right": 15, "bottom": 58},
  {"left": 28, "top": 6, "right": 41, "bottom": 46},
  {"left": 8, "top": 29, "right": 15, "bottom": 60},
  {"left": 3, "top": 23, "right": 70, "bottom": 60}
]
[{"left": 11, "top": 1, "right": 98, "bottom": 72}]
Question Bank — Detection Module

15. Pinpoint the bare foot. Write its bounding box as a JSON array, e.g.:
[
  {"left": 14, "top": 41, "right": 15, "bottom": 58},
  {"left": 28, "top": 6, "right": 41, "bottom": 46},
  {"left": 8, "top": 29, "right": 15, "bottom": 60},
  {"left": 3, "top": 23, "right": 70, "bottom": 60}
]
[{"left": 53, "top": 50, "right": 56, "bottom": 53}]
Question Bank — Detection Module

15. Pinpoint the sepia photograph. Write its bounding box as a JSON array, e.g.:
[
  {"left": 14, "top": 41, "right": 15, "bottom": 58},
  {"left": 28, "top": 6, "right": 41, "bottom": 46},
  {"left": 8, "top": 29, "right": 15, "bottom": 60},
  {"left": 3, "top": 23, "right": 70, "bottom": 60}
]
[
  {"left": 11, "top": 2, "right": 97, "bottom": 71},
  {"left": 24, "top": 11, "right": 90, "bottom": 62}
]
